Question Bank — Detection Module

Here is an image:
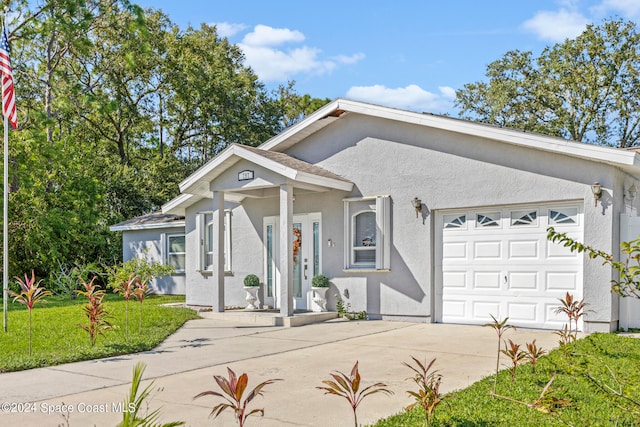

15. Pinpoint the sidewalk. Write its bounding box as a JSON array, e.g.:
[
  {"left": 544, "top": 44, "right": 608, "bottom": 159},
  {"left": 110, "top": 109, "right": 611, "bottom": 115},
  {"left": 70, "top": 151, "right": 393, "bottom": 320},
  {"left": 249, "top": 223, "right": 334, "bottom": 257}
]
[{"left": 0, "top": 314, "right": 559, "bottom": 426}]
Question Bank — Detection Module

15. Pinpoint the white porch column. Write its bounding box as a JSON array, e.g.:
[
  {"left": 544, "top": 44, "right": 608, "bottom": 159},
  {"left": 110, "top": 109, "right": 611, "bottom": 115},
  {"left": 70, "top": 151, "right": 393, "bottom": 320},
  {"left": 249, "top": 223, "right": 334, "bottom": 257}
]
[
  {"left": 279, "top": 182, "right": 294, "bottom": 316},
  {"left": 212, "top": 191, "right": 225, "bottom": 312}
]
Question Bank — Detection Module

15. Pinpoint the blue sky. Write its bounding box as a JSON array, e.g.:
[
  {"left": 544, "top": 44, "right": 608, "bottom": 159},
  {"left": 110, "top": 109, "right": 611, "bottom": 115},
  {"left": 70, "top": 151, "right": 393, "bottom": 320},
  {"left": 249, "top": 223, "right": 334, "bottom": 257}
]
[{"left": 134, "top": 0, "right": 640, "bottom": 115}]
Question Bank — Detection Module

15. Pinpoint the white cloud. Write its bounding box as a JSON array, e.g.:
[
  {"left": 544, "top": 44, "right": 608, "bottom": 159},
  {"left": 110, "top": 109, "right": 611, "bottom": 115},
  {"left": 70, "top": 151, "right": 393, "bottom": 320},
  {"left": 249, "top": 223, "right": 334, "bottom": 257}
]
[
  {"left": 240, "top": 44, "right": 336, "bottom": 81},
  {"left": 522, "top": 9, "right": 589, "bottom": 42},
  {"left": 345, "top": 84, "right": 455, "bottom": 113},
  {"left": 598, "top": 0, "right": 640, "bottom": 17},
  {"left": 212, "top": 22, "right": 247, "bottom": 38},
  {"left": 333, "top": 53, "right": 366, "bottom": 65},
  {"left": 242, "top": 24, "right": 304, "bottom": 47},
  {"left": 238, "top": 25, "right": 364, "bottom": 82}
]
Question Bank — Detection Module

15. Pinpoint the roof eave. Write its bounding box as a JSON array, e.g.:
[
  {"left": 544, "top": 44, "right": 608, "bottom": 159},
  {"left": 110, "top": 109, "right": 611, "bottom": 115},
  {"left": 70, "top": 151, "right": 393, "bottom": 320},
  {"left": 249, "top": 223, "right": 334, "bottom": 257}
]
[{"left": 109, "top": 220, "right": 185, "bottom": 232}]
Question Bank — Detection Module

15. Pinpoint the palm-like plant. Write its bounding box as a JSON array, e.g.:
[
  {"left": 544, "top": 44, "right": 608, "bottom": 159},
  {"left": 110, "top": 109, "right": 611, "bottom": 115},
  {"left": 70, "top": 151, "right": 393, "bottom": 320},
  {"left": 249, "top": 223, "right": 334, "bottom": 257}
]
[
  {"left": 76, "top": 277, "right": 113, "bottom": 346},
  {"left": 194, "top": 367, "right": 281, "bottom": 427},
  {"left": 403, "top": 356, "right": 443, "bottom": 427},
  {"left": 118, "top": 362, "right": 184, "bottom": 427},
  {"left": 9, "top": 271, "right": 52, "bottom": 356},
  {"left": 484, "top": 314, "right": 515, "bottom": 394},
  {"left": 317, "top": 361, "right": 393, "bottom": 427}
]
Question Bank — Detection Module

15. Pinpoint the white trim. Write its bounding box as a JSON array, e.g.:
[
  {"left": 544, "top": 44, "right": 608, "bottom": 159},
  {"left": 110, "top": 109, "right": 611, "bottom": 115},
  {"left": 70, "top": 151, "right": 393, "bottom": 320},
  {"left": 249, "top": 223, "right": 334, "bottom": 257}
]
[
  {"left": 344, "top": 195, "right": 392, "bottom": 271},
  {"left": 178, "top": 144, "right": 353, "bottom": 196},
  {"left": 162, "top": 193, "right": 195, "bottom": 216},
  {"left": 197, "top": 210, "right": 232, "bottom": 273},
  {"left": 166, "top": 233, "right": 186, "bottom": 274},
  {"left": 109, "top": 220, "right": 185, "bottom": 232},
  {"left": 160, "top": 233, "right": 167, "bottom": 263},
  {"left": 262, "top": 98, "right": 640, "bottom": 170}
]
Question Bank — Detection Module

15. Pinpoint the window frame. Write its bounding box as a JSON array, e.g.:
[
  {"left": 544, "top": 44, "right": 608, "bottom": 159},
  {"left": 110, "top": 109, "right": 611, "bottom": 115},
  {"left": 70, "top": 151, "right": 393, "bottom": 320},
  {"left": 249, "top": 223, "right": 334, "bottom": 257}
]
[
  {"left": 343, "top": 195, "right": 391, "bottom": 271},
  {"left": 197, "top": 210, "right": 231, "bottom": 273},
  {"left": 165, "top": 233, "right": 186, "bottom": 273}
]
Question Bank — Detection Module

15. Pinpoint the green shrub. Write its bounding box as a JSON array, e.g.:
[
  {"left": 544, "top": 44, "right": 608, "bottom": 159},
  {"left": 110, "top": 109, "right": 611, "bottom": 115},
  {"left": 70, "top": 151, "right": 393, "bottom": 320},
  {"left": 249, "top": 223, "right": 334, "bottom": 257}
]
[
  {"left": 312, "top": 274, "right": 330, "bottom": 288},
  {"left": 243, "top": 274, "right": 260, "bottom": 287}
]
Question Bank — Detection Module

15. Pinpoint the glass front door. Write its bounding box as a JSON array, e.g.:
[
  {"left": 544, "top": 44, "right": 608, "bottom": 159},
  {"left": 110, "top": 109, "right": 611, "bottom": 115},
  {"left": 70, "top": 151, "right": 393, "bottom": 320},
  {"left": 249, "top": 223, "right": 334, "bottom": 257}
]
[{"left": 264, "top": 213, "right": 321, "bottom": 310}]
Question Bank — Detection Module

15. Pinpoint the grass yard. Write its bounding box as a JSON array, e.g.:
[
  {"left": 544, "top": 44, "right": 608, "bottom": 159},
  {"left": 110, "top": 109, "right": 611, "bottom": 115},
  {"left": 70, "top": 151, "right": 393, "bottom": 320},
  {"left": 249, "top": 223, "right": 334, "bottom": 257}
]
[
  {"left": 0, "top": 294, "right": 199, "bottom": 372},
  {"left": 373, "top": 333, "right": 640, "bottom": 426}
]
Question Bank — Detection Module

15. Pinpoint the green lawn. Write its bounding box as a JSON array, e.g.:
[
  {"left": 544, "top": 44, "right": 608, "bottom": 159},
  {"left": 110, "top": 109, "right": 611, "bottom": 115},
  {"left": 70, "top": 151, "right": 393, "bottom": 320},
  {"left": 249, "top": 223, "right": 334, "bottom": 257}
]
[
  {"left": 373, "top": 333, "right": 640, "bottom": 426},
  {"left": 0, "top": 294, "right": 199, "bottom": 372}
]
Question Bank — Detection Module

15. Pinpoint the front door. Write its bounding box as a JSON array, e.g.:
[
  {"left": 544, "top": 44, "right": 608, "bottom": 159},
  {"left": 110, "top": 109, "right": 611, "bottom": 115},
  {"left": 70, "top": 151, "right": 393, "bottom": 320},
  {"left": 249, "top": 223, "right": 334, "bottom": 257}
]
[{"left": 263, "top": 213, "right": 322, "bottom": 310}]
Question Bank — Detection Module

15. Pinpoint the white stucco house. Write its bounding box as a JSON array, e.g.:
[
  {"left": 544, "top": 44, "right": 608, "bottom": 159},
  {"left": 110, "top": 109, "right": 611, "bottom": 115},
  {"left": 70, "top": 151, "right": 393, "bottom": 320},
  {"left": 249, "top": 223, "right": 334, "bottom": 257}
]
[{"left": 110, "top": 98, "right": 640, "bottom": 332}]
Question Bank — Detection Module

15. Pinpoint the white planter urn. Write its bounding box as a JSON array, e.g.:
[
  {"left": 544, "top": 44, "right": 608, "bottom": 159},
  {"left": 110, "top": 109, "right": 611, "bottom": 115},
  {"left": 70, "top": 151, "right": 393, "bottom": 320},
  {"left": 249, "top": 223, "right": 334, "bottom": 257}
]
[
  {"left": 243, "top": 286, "right": 260, "bottom": 310},
  {"left": 311, "top": 287, "right": 329, "bottom": 312}
]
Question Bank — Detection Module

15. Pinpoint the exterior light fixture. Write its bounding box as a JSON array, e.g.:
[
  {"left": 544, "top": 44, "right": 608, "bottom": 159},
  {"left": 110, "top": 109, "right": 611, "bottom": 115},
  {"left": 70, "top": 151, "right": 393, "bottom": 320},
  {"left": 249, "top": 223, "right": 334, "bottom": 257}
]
[
  {"left": 411, "top": 197, "right": 422, "bottom": 218},
  {"left": 626, "top": 183, "right": 637, "bottom": 205},
  {"left": 591, "top": 182, "right": 602, "bottom": 206}
]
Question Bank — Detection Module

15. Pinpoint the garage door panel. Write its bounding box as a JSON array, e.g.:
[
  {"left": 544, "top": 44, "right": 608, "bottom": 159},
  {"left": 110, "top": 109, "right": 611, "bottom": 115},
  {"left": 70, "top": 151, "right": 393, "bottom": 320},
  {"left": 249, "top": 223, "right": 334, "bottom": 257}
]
[
  {"left": 474, "top": 271, "right": 502, "bottom": 288},
  {"left": 546, "top": 272, "right": 578, "bottom": 291},
  {"left": 508, "top": 240, "right": 539, "bottom": 258},
  {"left": 547, "top": 240, "right": 581, "bottom": 258},
  {"left": 507, "top": 272, "right": 538, "bottom": 290},
  {"left": 440, "top": 203, "right": 583, "bottom": 330},
  {"left": 544, "top": 303, "right": 568, "bottom": 324},
  {"left": 443, "top": 300, "right": 466, "bottom": 318},
  {"left": 507, "top": 302, "right": 538, "bottom": 322},
  {"left": 443, "top": 271, "right": 466, "bottom": 288},
  {"left": 443, "top": 242, "right": 467, "bottom": 259},
  {"left": 472, "top": 301, "right": 501, "bottom": 321},
  {"left": 474, "top": 241, "right": 502, "bottom": 259}
]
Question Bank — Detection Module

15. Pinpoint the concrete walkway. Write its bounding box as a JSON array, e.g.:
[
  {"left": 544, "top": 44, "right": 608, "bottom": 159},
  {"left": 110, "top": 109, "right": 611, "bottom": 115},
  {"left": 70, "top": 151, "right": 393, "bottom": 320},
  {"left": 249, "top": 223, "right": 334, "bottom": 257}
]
[{"left": 0, "top": 314, "right": 559, "bottom": 426}]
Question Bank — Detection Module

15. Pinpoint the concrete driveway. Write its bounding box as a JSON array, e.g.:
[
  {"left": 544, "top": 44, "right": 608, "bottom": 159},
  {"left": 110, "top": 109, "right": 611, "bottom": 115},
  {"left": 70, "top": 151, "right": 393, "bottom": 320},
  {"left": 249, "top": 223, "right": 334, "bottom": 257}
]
[{"left": 0, "top": 314, "right": 559, "bottom": 426}]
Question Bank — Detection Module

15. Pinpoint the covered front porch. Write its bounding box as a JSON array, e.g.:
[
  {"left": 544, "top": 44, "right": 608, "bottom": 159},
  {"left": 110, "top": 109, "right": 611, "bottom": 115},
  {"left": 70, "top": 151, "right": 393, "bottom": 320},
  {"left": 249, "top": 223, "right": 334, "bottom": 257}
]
[{"left": 164, "top": 143, "right": 353, "bottom": 317}]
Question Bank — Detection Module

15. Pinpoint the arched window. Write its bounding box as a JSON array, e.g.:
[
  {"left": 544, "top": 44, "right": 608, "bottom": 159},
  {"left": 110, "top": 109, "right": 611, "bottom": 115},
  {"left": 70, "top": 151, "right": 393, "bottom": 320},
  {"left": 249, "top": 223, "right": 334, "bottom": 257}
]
[
  {"left": 344, "top": 196, "right": 391, "bottom": 270},
  {"left": 353, "top": 211, "right": 376, "bottom": 266}
]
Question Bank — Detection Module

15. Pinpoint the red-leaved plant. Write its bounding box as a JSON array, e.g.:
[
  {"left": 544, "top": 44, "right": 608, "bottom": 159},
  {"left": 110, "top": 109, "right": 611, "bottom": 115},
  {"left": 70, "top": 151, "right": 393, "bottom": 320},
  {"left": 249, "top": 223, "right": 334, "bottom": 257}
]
[
  {"left": 501, "top": 339, "right": 527, "bottom": 383},
  {"left": 76, "top": 277, "right": 113, "bottom": 346},
  {"left": 404, "top": 356, "right": 443, "bottom": 427},
  {"left": 524, "top": 340, "right": 546, "bottom": 372},
  {"left": 112, "top": 273, "right": 136, "bottom": 339},
  {"left": 554, "top": 292, "right": 586, "bottom": 344},
  {"left": 317, "top": 361, "right": 393, "bottom": 427},
  {"left": 133, "top": 276, "right": 153, "bottom": 333},
  {"left": 194, "top": 367, "right": 281, "bottom": 427},
  {"left": 9, "top": 271, "right": 52, "bottom": 356},
  {"left": 484, "top": 314, "right": 514, "bottom": 394}
]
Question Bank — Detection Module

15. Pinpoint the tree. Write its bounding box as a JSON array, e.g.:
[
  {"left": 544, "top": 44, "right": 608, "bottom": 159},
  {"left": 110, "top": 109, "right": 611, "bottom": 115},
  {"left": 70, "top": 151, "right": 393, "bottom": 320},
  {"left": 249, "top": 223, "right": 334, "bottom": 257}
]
[
  {"left": 0, "top": 0, "right": 324, "bottom": 285},
  {"left": 456, "top": 19, "right": 640, "bottom": 148}
]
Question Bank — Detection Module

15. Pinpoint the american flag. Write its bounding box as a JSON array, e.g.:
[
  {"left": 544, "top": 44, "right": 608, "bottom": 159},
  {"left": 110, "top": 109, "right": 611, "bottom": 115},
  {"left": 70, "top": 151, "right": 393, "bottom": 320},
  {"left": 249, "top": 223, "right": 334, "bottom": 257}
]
[{"left": 0, "top": 26, "right": 16, "bottom": 129}]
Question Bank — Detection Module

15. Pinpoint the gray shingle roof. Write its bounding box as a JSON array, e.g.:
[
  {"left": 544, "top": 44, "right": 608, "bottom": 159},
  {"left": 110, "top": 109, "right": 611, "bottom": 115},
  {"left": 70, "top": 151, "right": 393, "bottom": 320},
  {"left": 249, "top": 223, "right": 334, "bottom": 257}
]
[
  {"left": 110, "top": 212, "right": 184, "bottom": 230},
  {"left": 235, "top": 144, "right": 350, "bottom": 182}
]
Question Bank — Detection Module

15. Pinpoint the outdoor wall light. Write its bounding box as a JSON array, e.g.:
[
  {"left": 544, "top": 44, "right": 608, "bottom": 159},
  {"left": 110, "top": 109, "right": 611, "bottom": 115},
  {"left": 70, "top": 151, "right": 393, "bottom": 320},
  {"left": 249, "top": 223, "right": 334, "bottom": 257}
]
[
  {"left": 625, "top": 183, "right": 637, "bottom": 205},
  {"left": 411, "top": 197, "right": 422, "bottom": 218},
  {"left": 591, "top": 182, "right": 602, "bottom": 206}
]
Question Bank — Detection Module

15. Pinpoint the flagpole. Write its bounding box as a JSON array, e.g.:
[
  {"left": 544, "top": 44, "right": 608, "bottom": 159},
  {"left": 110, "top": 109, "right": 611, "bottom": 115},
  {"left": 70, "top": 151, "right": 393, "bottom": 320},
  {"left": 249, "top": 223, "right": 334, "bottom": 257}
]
[{"left": 3, "top": 114, "right": 7, "bottom": 332}]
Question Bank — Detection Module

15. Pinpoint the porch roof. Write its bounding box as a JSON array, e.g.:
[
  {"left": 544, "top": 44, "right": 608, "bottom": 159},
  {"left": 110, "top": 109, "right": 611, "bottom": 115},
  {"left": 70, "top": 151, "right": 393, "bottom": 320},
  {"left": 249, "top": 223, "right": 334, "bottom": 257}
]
[
  {"left": 109, "top": 212, "right": 185, "bottom": 231},
  {"left": 163, "top": 143, "right": 353, "bottom": 215}
]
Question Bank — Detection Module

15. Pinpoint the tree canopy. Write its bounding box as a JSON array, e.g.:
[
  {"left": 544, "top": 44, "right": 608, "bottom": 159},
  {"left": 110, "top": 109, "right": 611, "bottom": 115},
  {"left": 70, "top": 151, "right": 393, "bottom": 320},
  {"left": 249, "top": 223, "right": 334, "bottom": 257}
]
[
  {"left": 455, "top": 18, "right": 640, "bottom": 148},
  {"left": 2, "top": 0, "right": 330, "bottom": 282}
]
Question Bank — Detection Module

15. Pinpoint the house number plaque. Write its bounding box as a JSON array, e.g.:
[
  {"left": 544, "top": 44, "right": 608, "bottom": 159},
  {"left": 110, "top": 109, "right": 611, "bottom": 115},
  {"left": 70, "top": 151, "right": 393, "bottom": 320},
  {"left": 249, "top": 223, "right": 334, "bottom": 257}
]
[{"left": 238, "top": 170, "right": 254, "bottom": 181}]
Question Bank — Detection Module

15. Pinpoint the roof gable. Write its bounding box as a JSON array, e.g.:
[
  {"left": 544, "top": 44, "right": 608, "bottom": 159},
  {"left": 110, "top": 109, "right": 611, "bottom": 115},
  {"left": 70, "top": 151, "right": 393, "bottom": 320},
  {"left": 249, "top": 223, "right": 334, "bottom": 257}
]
[{"left": 260, "top": 99, "right": 640, "bottom": 172}]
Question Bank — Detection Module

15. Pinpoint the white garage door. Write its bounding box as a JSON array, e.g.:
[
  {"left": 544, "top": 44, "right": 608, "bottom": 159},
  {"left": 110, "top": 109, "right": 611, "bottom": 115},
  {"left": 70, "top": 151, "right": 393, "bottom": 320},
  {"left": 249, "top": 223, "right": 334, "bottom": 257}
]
[{"left": 438, "top": 203, "right": 583, "bottom": 330}]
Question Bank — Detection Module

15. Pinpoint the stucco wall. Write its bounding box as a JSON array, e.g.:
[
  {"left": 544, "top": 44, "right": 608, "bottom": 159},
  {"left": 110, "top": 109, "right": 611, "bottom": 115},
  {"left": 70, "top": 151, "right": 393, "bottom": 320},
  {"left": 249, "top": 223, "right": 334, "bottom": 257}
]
[
  {"left": 280, "top": 113, "right": 625, "bottom": 330},
  {"left": 179, "top": 111, "right": 640, "bottom": 331},
  {"left": 184, "top": 197, "right": 266, "bottom": 308},
  {"left": 122, "top": 227, "right": 186, "bottom": 295}
]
